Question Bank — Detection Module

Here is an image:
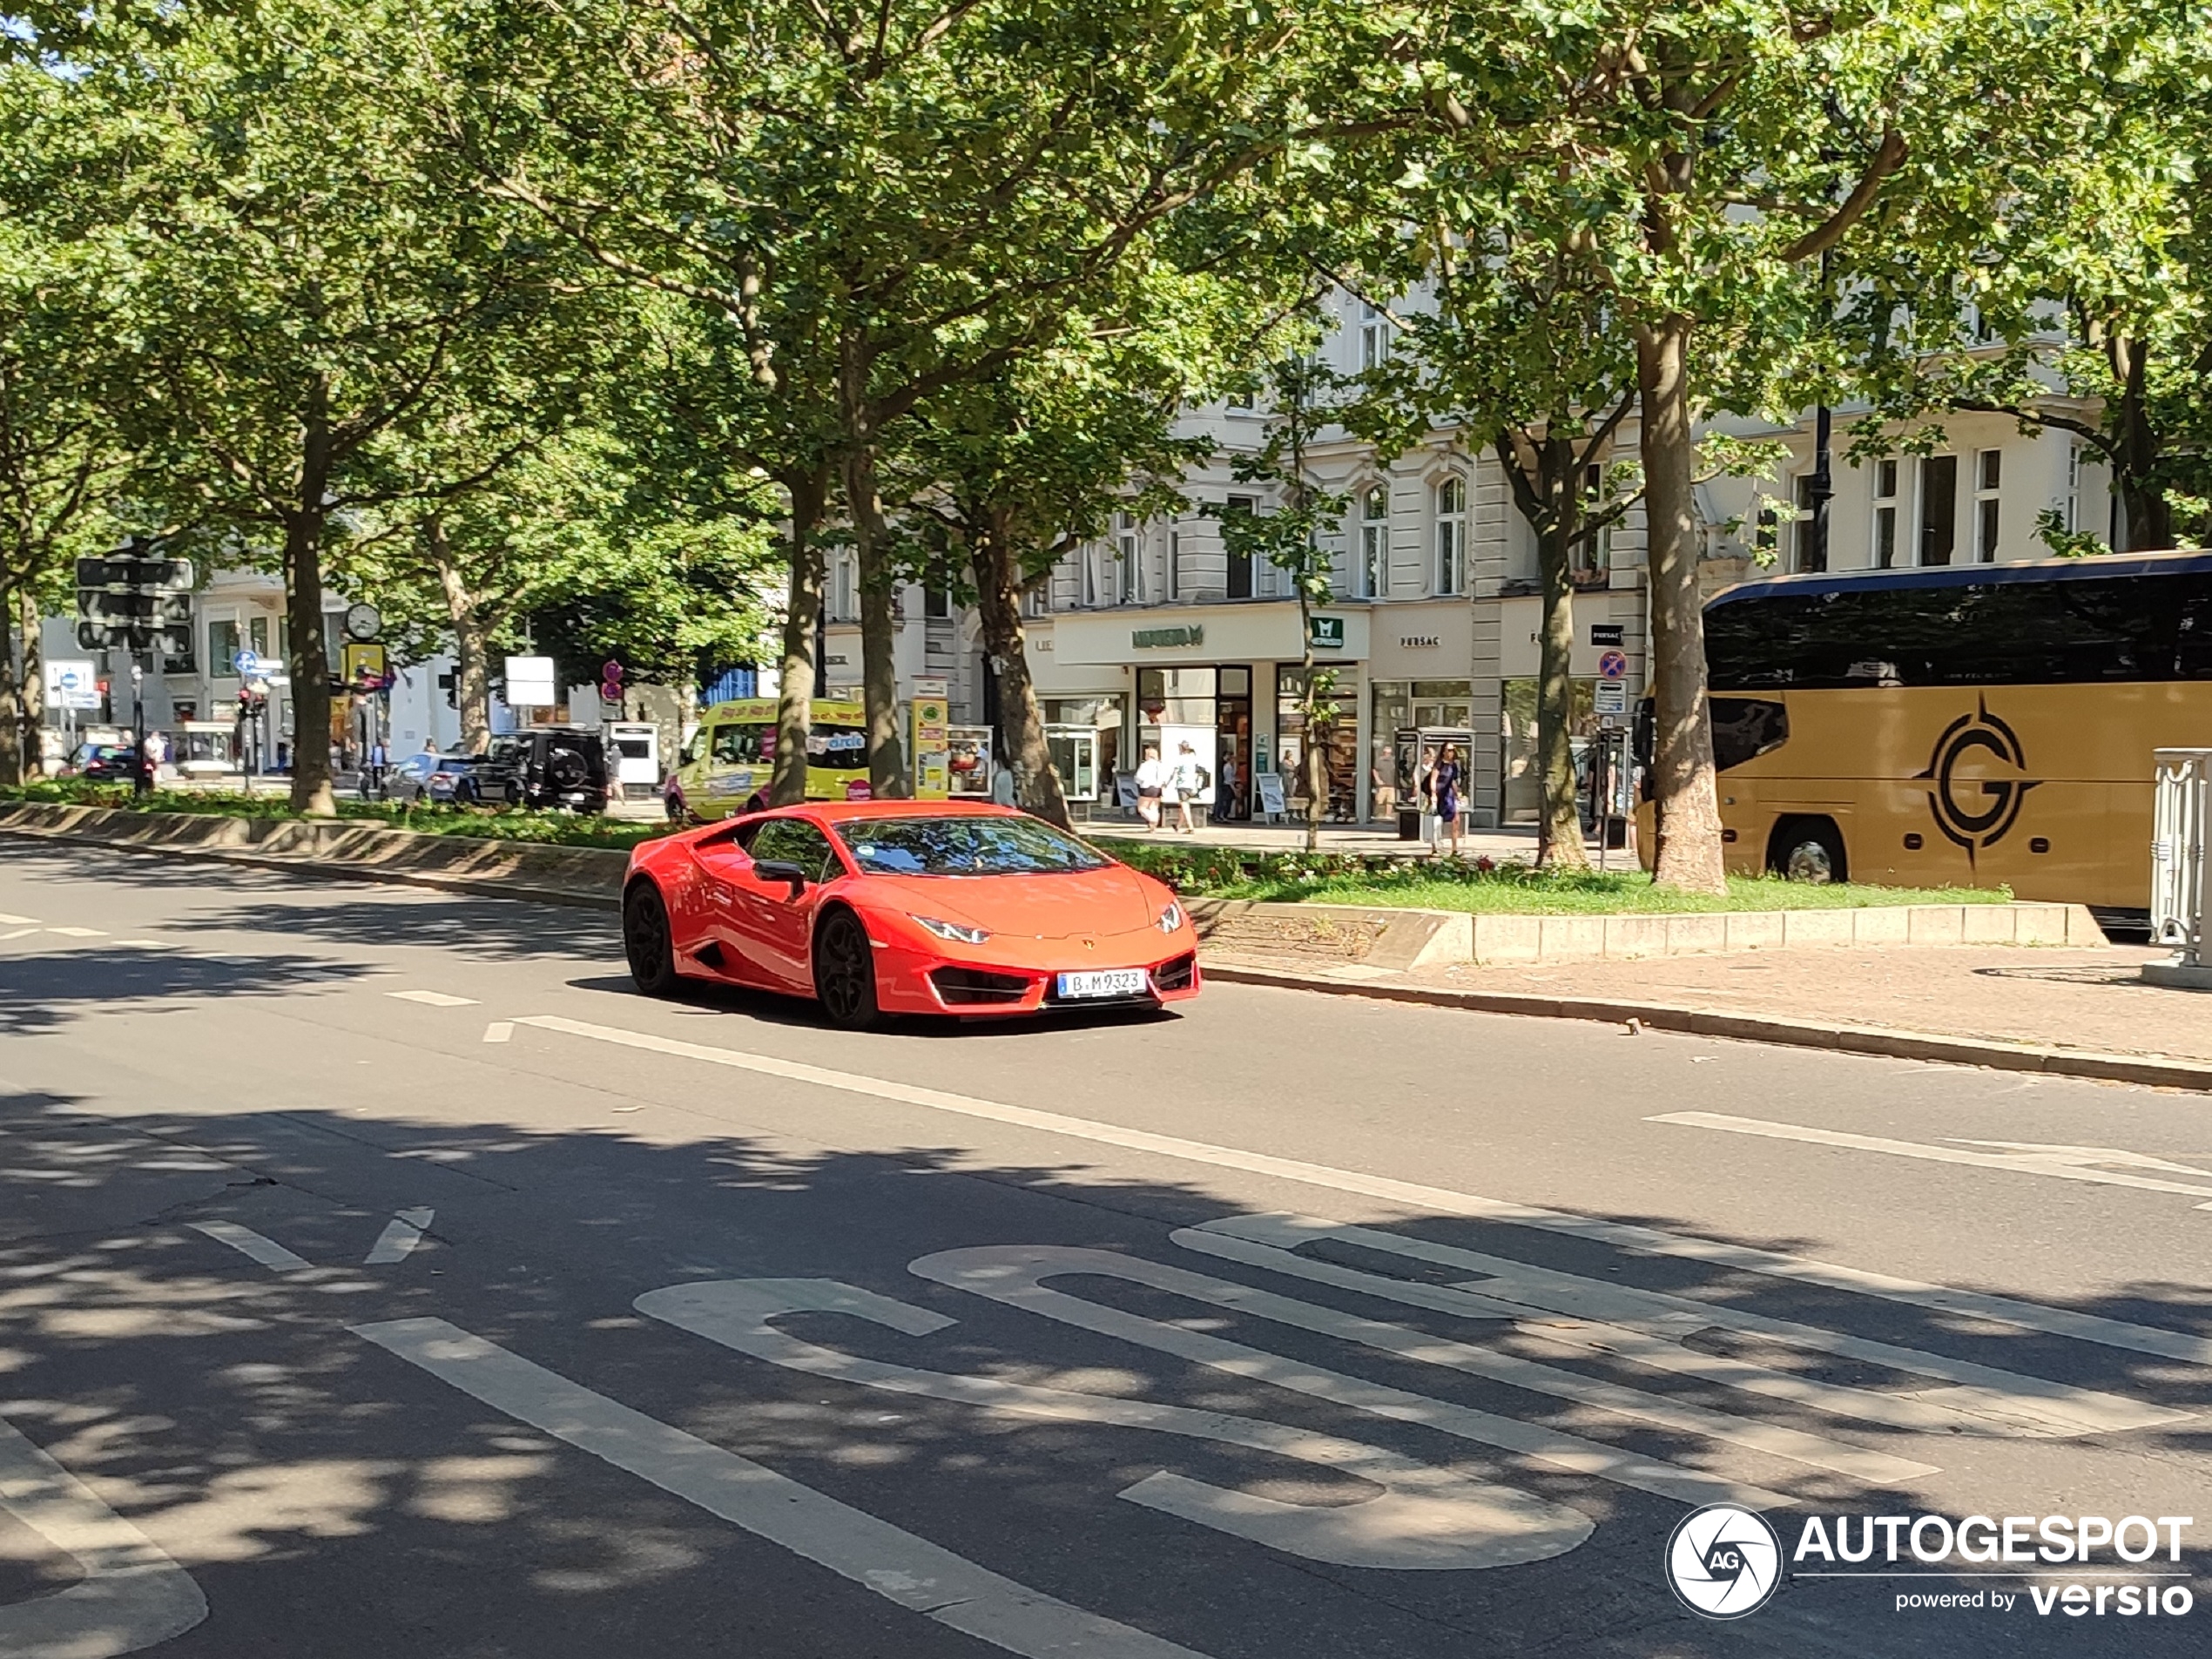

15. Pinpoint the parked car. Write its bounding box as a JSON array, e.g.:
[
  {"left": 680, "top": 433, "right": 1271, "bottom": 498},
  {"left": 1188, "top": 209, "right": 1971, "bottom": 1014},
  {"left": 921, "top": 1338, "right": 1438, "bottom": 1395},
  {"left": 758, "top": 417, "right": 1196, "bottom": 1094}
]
[
  {"left": 467, "top": 729, "right": 610, "bottom": 813},
  {"left": 68, "top": 742, "right": 142, "bottom": 784},
  {"left": 386, "top": 752, "right": 482, "bottom": 805}
]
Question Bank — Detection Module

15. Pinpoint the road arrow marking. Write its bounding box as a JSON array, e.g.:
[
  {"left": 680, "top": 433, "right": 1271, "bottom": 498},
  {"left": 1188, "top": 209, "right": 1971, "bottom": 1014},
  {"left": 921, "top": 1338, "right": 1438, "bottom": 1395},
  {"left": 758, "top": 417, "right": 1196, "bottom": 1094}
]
[{"left": 365, "top": 1208, "right": 435, "bottom": 1265}]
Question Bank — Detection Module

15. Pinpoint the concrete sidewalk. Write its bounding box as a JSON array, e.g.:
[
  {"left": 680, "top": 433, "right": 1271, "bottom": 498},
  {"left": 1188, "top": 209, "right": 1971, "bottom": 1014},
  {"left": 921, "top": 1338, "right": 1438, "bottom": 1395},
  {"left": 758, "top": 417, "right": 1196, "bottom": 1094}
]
[{"left": 1078, "top": 815, "right": 1613, "bottom": 862}]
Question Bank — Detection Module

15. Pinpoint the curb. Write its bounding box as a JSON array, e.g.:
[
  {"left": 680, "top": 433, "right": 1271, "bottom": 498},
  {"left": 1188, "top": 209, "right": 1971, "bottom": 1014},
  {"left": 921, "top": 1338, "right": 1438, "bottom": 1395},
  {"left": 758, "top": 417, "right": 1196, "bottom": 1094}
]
[
  {"left": 1201, "top": 962, "right": 2212, "bottom": 1094},
  {"left": 10, "top": 806, "right": 2201, "bottom": 1092}
]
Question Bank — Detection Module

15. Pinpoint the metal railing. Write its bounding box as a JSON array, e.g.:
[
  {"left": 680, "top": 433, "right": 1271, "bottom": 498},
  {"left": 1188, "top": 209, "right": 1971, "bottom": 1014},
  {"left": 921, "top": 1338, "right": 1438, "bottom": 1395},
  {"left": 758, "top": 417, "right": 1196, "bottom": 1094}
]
[{"left": 2150, "top": 748, "right": 2210, "bottom": 966}]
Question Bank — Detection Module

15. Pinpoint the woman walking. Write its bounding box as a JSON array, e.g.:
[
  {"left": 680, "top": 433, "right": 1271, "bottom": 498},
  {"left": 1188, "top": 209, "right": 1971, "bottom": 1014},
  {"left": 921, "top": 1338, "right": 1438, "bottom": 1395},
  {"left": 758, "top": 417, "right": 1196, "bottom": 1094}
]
[{"left": 1428, "top": 743, "right": 1464, "bottom": 859}]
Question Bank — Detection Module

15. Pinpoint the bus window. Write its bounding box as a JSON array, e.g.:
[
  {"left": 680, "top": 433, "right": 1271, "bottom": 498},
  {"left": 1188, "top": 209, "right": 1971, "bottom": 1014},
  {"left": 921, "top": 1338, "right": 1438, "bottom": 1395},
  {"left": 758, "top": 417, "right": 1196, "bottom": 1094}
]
[
  {"left": 711, "top": 724, "right": 771, "bottom": 765},
  {"left": 1710, "top": 698, "right": 1789, "bottom": 772},
  {"left": 809, "top": 724, "right": 867, "bottom": 767}
]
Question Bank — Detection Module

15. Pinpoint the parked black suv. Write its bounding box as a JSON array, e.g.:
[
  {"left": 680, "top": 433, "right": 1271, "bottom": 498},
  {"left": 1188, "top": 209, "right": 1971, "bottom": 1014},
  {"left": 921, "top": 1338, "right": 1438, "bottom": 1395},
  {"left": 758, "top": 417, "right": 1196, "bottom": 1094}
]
[{"left": 465, "top": 728, "right": 610, "bottom": 813}]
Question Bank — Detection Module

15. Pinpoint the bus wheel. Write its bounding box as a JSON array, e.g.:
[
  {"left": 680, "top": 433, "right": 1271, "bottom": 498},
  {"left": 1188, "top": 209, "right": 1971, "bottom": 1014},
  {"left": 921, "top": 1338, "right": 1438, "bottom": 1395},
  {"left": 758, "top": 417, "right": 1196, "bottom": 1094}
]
[{"left": 1770, "top": 816, "right": 1847, "bottom": 885}]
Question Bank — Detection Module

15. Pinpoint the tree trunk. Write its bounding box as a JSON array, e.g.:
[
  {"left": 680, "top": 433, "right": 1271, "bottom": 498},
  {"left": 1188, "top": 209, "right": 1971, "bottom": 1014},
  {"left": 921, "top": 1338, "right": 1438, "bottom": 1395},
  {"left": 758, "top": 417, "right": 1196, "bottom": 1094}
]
[
  {"left": 971, "top": 514, "right": 1069, "bottom": 828},
  {"left": 1534, "top": 512, "right": 1589, "bottom": 873},
  {"left": 1635, "top": 315, "right": 1727, "bottom": 894},
  {"left": 427, "top": 516, "right": 490, "bottom": 752},
  {"left": 839, "top": 337, "right": 905, "bottom": 799},
  {"left": 0, "top": 581, "right": 21, "bottom": 785},
  {"left": 772, "top": 467, "right": 826, "bottom": 806},
  {"left": 2109, "top": 337, "right": 2172, "bottom": 551},
  {"left": 287, "top": 387, "right": 338, "bottom": 817},
  {"left": 19, "top": 586, "right": 44, "bottom": 780}
]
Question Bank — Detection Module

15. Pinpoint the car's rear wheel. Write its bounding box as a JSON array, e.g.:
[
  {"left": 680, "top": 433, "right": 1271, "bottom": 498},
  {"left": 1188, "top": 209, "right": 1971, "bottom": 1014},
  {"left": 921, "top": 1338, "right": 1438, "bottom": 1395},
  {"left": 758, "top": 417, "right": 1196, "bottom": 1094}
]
[
  {"left": 813, "top": 908, "right": 880, "bottom": 1029},
  {"left": 624, "top": 881, "right": 680, "bottom": 996}
]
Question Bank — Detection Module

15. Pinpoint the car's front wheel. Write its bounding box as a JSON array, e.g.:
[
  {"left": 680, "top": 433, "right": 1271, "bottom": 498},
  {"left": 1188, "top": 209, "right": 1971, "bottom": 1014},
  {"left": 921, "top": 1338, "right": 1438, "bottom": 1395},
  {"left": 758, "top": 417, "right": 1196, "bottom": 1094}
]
[
  {"left": 813, "top": 908, "right": 880, "bottom": 1029},
  {"left": 624, "top": 881, "right": 681, "bottom": 996}
]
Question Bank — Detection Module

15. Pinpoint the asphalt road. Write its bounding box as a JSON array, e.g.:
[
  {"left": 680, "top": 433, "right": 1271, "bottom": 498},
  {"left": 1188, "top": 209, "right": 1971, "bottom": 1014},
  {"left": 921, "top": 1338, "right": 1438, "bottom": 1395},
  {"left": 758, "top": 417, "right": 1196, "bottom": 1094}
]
[{"left": 2, "top": 836, "right": 2207, "bottom": 1659}]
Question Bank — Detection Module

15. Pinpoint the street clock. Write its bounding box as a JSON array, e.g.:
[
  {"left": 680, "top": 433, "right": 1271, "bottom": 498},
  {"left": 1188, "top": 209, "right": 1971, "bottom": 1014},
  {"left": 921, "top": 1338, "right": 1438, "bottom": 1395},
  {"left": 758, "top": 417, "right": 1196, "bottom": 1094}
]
[{"left": 344, "top": 602, "right": 382, "bottom": 641}]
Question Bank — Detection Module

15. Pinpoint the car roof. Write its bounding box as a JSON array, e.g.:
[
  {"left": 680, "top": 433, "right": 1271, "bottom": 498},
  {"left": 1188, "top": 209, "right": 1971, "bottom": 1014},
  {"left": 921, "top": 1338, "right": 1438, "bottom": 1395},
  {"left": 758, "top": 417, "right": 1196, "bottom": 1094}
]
[{"left": 792, "top": 800, "right": 1028, "bottom": 822}]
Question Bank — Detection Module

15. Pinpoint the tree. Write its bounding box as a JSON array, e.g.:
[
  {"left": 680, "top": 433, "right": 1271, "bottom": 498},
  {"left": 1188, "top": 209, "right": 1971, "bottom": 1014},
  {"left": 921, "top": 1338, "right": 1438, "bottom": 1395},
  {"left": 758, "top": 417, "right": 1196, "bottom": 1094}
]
[
  {"left": 1841, "top": 5, "right": 2212, "bottom": 551},
  {"left": 58, "top": 0, "right": 576, "bottom": 813},
  {"left": 1211, "top": 354, "right": 1347, "bottom": 852},
  {"left": 439, "top": 0, "right": 1364, "bottom": 800}
]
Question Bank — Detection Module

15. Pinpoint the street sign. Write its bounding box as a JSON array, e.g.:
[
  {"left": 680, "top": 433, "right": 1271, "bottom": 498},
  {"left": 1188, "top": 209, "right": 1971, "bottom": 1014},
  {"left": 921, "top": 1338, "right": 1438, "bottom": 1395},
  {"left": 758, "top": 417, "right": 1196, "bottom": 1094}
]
[
  {"left": 1597, "top": 649, "right": 1629, "bottom": 681},
  {"left": 1594, "top": 681, "right": 1629, "bottom": 715},
  {"left": 1589, "top": 623, "right": 1625, "bottom": 647},
  {"left": 504, "top": 655, "right": 557, "bottom": 706},
  {"left": 233, "top": 648, "right": 266, "bottom": 678},
  {"left": 44, "top": 660, "right": 100, "bottom": 711}
]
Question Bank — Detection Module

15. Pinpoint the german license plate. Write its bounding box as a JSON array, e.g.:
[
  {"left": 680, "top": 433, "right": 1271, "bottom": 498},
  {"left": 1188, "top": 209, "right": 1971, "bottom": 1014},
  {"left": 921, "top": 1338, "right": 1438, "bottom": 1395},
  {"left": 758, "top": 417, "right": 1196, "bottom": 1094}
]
[{"left": 1055, "top": 968, "right": 1148, "bottom": 999}]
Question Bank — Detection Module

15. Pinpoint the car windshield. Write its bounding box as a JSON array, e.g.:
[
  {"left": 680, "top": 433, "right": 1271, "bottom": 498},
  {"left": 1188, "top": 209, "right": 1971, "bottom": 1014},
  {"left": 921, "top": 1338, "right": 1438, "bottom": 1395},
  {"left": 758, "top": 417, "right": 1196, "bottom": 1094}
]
[{"left": 836, "top": 815, "right": 1111, "bottom": 876}]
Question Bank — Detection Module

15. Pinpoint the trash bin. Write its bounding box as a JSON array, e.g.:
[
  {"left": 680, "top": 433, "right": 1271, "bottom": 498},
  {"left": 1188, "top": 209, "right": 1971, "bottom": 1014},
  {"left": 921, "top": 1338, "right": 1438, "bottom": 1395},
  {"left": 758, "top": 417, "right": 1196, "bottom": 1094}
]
[{"left": 1397, "top": 806, "right": 1422, "bottom": 840}]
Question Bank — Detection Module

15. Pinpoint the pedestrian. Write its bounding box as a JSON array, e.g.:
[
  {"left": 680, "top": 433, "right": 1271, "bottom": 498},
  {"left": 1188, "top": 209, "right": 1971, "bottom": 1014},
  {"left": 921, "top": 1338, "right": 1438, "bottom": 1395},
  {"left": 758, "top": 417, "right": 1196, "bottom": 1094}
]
[
  {"left": 1371, "top": 752, "right": 1396, "bottom": 823},
  {"left": 1427, "top": 742, "right": 1465, "bottom": 859},
  {"left": 989, "top": 763, "right": 1016, "bottom": 807},
  {"left": 1134, "top": 744, "right": 1164, "bottom": 831},
  {"left": 367, "top": 737, "right": 388, "bottom": 800},
  {"left": 1217, "top": 752, "right": 1239, "bottom": 821},
  {"left": 1168, "top": 740, "right": 1200, "bottom": 834}
]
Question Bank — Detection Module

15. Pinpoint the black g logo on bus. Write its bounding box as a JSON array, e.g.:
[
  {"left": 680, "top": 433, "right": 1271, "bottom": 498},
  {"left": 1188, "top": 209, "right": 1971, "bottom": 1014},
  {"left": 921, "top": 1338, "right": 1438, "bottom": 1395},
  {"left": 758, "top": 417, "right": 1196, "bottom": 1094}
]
[{"left": 1918, "top": 701, "right": 2040, "bottom": 861}]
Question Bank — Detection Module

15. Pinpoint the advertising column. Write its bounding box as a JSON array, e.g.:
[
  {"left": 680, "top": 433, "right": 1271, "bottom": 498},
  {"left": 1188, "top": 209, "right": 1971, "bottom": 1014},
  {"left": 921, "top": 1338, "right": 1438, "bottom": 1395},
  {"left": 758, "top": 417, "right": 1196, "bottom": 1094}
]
[{"left": 911, "top": 678, "right": 951, "bottom": 799}]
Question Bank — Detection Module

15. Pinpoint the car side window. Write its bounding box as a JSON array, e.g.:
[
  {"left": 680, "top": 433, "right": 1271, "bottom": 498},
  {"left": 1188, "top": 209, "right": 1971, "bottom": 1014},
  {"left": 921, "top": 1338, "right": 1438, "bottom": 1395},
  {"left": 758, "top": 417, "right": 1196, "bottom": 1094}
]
[{"left": 746, "top": 819, "right": 843, "bottom": 884}]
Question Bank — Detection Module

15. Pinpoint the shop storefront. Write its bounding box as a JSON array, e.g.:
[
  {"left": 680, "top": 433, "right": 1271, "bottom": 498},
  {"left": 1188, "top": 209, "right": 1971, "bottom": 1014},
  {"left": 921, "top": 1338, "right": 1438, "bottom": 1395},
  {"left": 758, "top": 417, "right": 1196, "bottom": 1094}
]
[
  {"left": 1040, "top": 695, "right": 1124, "bottom": 804},
  {"left": 1369, "top": 679, "right": 1474, "bottom": 821}
]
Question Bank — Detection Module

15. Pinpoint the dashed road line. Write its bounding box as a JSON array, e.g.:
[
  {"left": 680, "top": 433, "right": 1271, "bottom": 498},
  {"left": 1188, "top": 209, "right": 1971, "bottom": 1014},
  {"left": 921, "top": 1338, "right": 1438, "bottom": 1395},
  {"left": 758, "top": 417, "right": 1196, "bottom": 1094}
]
[
  {"left": 188, "top": 1220, "right": 311, "bottom": 1274},
  {"left": 387, "top": 989, "right": 479, "bottom": 1008},
  {"left": 482, "top": 1021, "right": 514, "bottom": 1043},
  {"left": 0, "top": 927, "right": 37, "bottom": 941},
  {"left": 354, "top": 1317, "right": 1210, "bottom": 1659},
  {"left": 515, "top": 1012, "right": 2212, "bottom": 1369},
  {"left": 44, "top": 926, "right": 106, "bottom": 938},
  {"left": 0, "top": 910, "right": 37, "bottom": 924}
]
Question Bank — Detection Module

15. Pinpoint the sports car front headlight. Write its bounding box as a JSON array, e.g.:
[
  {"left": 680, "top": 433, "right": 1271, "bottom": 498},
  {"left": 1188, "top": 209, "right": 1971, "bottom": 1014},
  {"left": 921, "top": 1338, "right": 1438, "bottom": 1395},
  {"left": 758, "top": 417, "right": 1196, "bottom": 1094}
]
[
  {"left": 913, "top": 914, "right": 991, "bottom": 946},
  {"left": 1157, "top": 901, "right": 1184, "bottom": 934}
]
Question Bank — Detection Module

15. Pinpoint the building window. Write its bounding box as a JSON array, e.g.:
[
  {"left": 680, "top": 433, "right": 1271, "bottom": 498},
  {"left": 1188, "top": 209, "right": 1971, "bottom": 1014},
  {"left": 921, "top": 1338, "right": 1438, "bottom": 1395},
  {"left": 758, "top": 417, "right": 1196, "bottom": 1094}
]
[
  {"left": 1434, "top": 477, "right": 1466, "bottom": 595},
  {"left": 1226, "top": 388, "right": 1255, "bottom": 411},
  {"left": 1116, "top": 512, "right": 1142, "bottom": 604},
  {"left": 1974, "top": 448, "right": 2002, "bottom": 563},
  {"left": 1788, "top": 472, "right": 1820, "bottom": 573},
  {"left": 1224, "top": 495, "right": 1254, "bottom": 599},
  {"left": 1079, "top": 543, "right": 1102, "bottom": 608},
  {"left": 1581, "top": 464, "right": 1617, "bottom": 575},
  {"left": 208, "top": 618, "right": 240, "bottom": 674},
  {"left": 923, "top": 586, "right": 950, "bottom": 619},
  {"left": 831, "top": 552, "right": 857, "bottom": 621},
  {"left": 2065, "top": 441, "right": 2083, "bottom": 533},
  {"left": 1872, "top": 457, "right": 1900, "bottom": 569},
  {"left": 1358, "top": 485, "right": 1389, "bottom": 598},
  {"left": 1023, "top": 580, "right": 1049, "bottom": 618},
  {"left": 1167, "top": 529, "right": 1181, "bottom": 602},
  {"left": 248, "top": 615, "right": 270, "bottom": 657},
  {"left": 1359, "top": 301, "right": 1390, "bottom": 371},
  {"left": 1919, "top": 454, "right": 1959, "bottom": 567}
]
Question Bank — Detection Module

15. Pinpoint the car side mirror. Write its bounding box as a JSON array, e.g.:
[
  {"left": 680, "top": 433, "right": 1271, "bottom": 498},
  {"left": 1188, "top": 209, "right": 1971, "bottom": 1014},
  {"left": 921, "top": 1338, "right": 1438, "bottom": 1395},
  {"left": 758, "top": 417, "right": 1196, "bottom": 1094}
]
[{"left": 752, "top": 858, "right": 809, "bottom": 894}]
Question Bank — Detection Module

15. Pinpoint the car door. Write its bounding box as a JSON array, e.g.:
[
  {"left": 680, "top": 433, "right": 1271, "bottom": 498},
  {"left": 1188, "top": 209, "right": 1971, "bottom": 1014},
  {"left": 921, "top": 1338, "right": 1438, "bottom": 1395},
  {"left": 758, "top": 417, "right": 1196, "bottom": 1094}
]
[{"left": 721, "top": 817, "right": 843, "bottom": 990}]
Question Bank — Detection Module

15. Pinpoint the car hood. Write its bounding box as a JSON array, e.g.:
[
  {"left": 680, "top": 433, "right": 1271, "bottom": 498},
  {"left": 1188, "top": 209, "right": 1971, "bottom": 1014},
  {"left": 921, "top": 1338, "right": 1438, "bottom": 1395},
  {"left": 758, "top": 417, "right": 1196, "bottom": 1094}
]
[{"left": 860, "top": 867, "right": 1162, "bottom": 939}]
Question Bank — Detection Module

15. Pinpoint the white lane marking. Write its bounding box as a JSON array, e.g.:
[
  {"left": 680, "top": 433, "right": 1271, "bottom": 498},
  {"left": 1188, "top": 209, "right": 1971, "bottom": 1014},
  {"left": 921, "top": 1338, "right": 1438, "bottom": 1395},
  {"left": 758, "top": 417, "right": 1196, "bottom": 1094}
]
[
  {"left": 44, "top": 926, "right": 105, "bottom": 938},
  {"left": 0, "top": 910, "right": 38, "bottom": 924},
  {"left": 0, "top": 927, "right": 38, "bottom": 941},
  {"left": 386, "top": 989, "right": 478, "bottom": 1008},
  {"left": 1653, "top": 1112, "right": 2212, "bottom": 1208},
  {"left": 112, "top": 940, "right": 167, "bottom": 949},
  {"left": 518, "top": 1013, "right": 2212, "bottom": 1370},
  {"left": 188, "top": 1220, "right": 311, "bottom": 1274},
  {"left": 639, "top": 1278, "right": 1588, "bottom": 1570},
  {"left": 354, "top": 1318, "right": 1210, "bottom": 1659},
  {"left": 1178, "top": 1215, "right": 2182, "bottom": 1440},
  {"left": 911, "top": 1246, "right": 1791, "bottom": 1510},
  {"left": 364, "top": 1208, "right": 435, "bottom": 1265},
  {"left": 1954, "top": 1138, "right": 2212, "bottom": 1177},
  {"left": 0, "top": 1413, "right": 209, "bottom": 1657},
  {"left": 482, "top": 1021, "right": 514, "bottom": 1044}
]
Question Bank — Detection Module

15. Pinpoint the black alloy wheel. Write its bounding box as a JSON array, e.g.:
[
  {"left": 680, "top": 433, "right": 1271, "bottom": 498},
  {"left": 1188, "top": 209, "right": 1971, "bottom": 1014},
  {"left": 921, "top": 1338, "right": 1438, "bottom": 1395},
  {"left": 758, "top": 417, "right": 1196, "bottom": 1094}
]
[
  {"left": 624, "top": 881, "right": 680, "bottom": 996},
  {"left": 813, "top": 908, "right": 880, "bottom": 1029}
]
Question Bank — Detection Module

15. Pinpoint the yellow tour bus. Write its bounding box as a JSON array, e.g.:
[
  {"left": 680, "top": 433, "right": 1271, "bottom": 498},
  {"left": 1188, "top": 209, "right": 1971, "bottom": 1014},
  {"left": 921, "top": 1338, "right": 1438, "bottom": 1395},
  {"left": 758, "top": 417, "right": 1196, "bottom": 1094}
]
[
  {"left": 664, "top": 698, "right": 870, "bottom": 820},
  {"left": 1644, "top": 551, "right": 2212, "bottom": 912}
]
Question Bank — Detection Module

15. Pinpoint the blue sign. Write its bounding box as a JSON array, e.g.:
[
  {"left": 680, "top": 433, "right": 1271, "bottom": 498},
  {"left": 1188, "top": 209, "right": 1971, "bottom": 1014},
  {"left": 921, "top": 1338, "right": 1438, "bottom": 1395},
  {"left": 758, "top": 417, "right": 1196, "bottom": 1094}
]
[{"left": 233, "top": 648, "right": 264, "bottom": 677}]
